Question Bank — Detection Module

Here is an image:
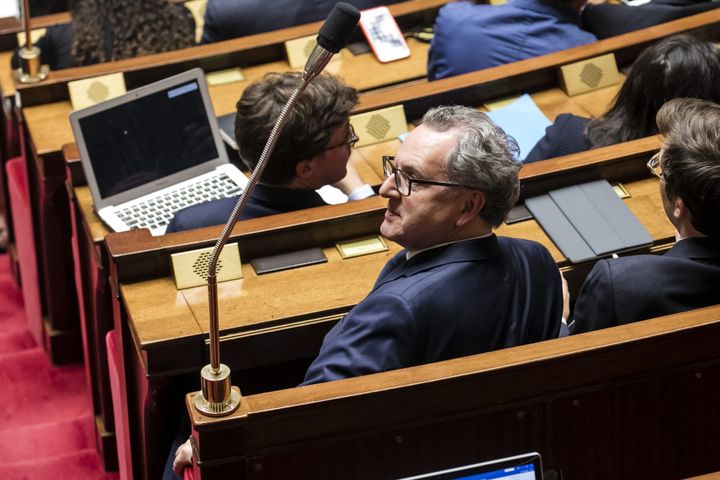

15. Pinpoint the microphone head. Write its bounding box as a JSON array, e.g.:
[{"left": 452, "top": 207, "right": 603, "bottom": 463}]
[{"left": 317, "top": 2, "right": 361, "bottom": 53}]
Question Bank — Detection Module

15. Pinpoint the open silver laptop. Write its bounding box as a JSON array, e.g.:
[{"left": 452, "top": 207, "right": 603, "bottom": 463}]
[
  {"left": 399, "top": 452, "right": 543, "bottom": 480},
  {"left": 70, "top": 68, "right": 248, "bottom": 236}
]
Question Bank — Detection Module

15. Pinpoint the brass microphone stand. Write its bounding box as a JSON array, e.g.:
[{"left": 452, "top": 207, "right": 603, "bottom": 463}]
[
  {"left": 193, "top": 50, "right": 333, "bottom": 416},
  {"left": 15, "top": 0, "right": 49, "bottom": 84}
]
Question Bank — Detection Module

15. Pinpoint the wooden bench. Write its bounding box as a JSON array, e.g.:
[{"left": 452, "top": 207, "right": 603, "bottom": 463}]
[
  {"left": 103, "top": 136, "right": 672, "bottom": 479},
  {"left": 185, "top": 303, "right": 720, "bottom": 479}
]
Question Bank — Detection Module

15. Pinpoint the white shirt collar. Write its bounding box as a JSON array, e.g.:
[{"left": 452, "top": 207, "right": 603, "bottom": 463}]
[{"left": 406, "top": 232, "right": 494, "bottom": 260}]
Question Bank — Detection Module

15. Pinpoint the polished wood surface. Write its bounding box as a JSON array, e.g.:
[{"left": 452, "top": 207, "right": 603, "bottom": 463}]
[
  {"left": 23, "top": 37, "right": 430, "bottom": 153},
  {"left": 13, "top": 0, "right": 445, "bottom": 106},
  {"left": 187, "top": 305, "right": 720, "bottom": 479},
  {"left": 118, "top": 174, "right": 672, "bottom": 361}
]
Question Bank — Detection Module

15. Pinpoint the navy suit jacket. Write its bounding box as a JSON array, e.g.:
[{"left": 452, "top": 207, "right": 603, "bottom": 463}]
[
  {"left": 166, "top": 183, "right": 326, "bottom": 232},
  {"left": 302, "top": 235, "right": 563, "bottom": 384},
  {"left": 573, "top": 237, "right": 720, "bottom": 333},
  {"left": 524, "top": 114, "right": 592, "bottom": 163},
  {"left": 201, "top": 0, "right": 405, "bottom": 43},
  {"left": 427, "top": 0, "right": 597, "bottom": 80}
]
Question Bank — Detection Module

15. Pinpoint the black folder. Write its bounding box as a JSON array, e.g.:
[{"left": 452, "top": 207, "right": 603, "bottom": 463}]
[{"left": 525, "top": 180, "right": 653, "bottom": 263}]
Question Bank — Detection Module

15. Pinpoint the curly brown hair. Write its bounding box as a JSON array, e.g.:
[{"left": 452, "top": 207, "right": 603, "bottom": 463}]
[
  {"left": 70, "top": 0, "right": 195, "bottom": 66},
  {"left": 234, "top": 72, "right": 359, "bottom": 185}
]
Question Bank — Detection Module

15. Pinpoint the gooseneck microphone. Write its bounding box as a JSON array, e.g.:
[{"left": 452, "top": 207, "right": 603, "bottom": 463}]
[
  {"left": 194, "top": 3, "right": 361, "bottom": 417},
  {"left": 305, "top": 2, "right": 362, "bottom": 80}
]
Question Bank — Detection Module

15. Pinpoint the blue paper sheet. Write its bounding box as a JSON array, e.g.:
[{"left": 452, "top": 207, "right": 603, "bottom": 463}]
[{"left": 485, "top": 94, "right": 551, "bottom": 161}]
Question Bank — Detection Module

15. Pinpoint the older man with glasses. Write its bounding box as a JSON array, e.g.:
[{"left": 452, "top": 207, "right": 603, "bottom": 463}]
[
  {"left": 166, "top": 72, "right": 373, "bottom": 232},
  {"left": 572, "top": 98, "right": 720, "bottom": 334},
  {"left": 302, "top": 105, "right": 565, "bottom": 385}
]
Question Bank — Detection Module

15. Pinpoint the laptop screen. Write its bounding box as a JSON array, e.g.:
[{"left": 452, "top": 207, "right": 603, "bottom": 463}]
[
  {"left": 77, "top": 79, "right": 219, "bottom": 199},
  {"left": 399, "top": 453, "right": 542, "bottom": 480},
  {"left": 449, "top": 462, "right": 537, "bottom": 480}
]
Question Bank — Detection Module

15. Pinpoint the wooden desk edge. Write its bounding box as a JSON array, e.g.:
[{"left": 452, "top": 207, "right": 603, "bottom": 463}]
[
  {"left": 13, "top": 0, "right": 447, "bottom": 91},
  {"left": 187, "top": 304, "right": 720, "bottom": 427}
]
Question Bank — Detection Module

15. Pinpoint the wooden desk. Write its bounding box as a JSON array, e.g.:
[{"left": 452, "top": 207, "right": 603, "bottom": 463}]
[
  {"left": 102, "top": 141, "right": 672, "bottom": 479},
  {"left": 14, "top": 0, "right": 445, "bottom": 106},
  {"left": 186, "top": 304, "right": 720, "bottom": 479},
  {"left": 60, "top": 11, "right": 713, "bottom": 471},
  {"left": 65, "top": 77, "right": 624, "bottom": 473}
]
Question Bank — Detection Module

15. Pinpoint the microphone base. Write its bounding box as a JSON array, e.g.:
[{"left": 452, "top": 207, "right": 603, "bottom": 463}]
[
  {"left": 194, "top": 363, "right": 242, "bottom": 417},
  {"left": 14, "top": 46, "right": 48, "bottom": 84}
]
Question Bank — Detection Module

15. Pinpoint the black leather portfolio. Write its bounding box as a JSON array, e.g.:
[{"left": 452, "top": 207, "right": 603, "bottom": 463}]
[
  {"left": 250, "top": 247, "right": 327, "bottom": 275},
  {"left": 525, "top": 180, "right": 653, "bottom": 263}
]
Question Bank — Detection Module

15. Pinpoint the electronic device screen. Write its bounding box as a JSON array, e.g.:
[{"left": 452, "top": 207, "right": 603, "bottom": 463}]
[{"left": 77, "top": 80, "right": 218, "bottom": 199}]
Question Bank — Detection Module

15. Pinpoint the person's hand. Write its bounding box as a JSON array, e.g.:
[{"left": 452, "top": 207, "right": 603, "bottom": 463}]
[
  {"left": 560, "top": 270, "right": 570, "bottom": 323},
  {"left": 172, "top": 437, "right": 193, "bottom": 476},
  {"left": 332, "top": 160, "right": 365, "bottom": 195}
]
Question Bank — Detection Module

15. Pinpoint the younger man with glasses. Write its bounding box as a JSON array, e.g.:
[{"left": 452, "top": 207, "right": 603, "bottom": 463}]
[
  {"left": 166, "top": 72, "right": 373, "bottom": 232},
  {"left": 302, "top": 105, "right": 565, "bottom": 385},
  {"left": 572, "top": 98, "right": 720, "bottom": 333}
]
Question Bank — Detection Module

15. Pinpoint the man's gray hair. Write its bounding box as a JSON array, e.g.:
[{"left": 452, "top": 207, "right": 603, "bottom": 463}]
[{"left": 421, "top": 105, "right": 521, "bottom": 227}]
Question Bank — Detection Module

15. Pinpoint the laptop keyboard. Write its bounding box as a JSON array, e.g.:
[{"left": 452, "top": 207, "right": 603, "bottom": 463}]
[{"left": 115, "top": 173, "right": 242, "bottom": 231}]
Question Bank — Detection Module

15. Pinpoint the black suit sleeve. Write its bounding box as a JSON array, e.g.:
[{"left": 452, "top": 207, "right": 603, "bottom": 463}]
[
  {"left": 582, "top": 2, "right": 720, "bottom": 40},
  {"left": 571, "top": 259, "right": 619, "bottom": 334}
]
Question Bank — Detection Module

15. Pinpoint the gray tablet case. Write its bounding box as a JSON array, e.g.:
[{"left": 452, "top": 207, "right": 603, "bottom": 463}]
[{"left": 525, "top": 180, "right": 652, "bottom": 263}]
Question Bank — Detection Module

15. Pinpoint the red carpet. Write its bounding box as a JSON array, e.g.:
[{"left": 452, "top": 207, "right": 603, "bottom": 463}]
[{"left": 0, "top": 254, "right": 118, "bottom": 480}]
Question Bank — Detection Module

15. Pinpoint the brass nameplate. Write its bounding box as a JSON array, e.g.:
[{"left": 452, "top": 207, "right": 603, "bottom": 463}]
[
  {"left": 559, "top": 53, "right": 620, "bottom": 97},
  {"left": 16, "top": 28, "right": 46, "bottom": 47},
  {"left": 350, "top": 105, "right": 408, "bottom": 148},
  {"left": 336, "top": 236, "right": 389, "bottom": 259},
  {"left": 171, "top": 243, "right": 242, "bottom": 290},
  {"left": 206, "top": 67, "right": 245, "bottom": 86},
  {"left": 612, "top": 183, "right": 630, "bottom": 199},
  {"left": 68, "top": 72, "right": 127, "bottom": 111},
  {"left": 284, "top": 34, "right": 342, "bottom": 69},
  {"left": 285, "top": 34, "right": 318, "bottom": 69}
]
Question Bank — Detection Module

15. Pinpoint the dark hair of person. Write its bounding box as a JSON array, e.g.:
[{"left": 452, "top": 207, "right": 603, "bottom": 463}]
[
  {"left": 234, "top": 72, "right": 359, "bottom": 185},
  {"left": 70, "top": 0, "right": 195, "bottom": 66},
  {"left": 656, "top": 98, "right": 720, "bottom": 237},
  {"left": 586, "top": 35, "right": 720, "bottom": 148}
]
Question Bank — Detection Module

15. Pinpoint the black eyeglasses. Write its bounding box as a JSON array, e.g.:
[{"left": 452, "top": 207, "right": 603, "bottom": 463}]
[
  {"left": 324, "top": 124, "right": 358, "bottom": 151},
  {"left": 647, "top": 152, "right": 664, "bottom": 179},
  {"left": 382, "top": 156, "right": 470, "bottom": 196}
]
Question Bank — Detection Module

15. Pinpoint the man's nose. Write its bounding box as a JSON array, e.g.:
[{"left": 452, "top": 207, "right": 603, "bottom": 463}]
[{"left": 379, "top": 175, "right": 400, "bottom": 198}]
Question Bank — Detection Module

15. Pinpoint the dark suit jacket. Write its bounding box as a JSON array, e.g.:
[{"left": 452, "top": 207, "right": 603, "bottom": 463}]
[
  {"left": 582, "top": 0, "right": 720, "bottom": 40},
  {"left": 572, "top": 237, "right": 720, "bottom": 333},
  {"left": 428, "top": 0, "right": 597, "bottom": 81},
  {"left": 12, "top": 23, "right": 74, "bottom": 70},
  {"left": 524, "top": 113, "right": 592, "bottom": 163},
  {"left": 165, "top": 183, "right": 327, "bottom": 232},
  {"left": 302, "top": 235, "right": 563, "bottom": 384},
  {"left": 201, "top": 0, "right": 406, "bottom": 43}
]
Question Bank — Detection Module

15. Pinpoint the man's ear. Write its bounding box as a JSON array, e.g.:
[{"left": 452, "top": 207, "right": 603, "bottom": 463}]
[
  {"left": 295, "top": 158, "right": 315, "bottom": 180},
  {"left": 456, "top": 191, "right": 485, "bottom": 227},
  {"left": 673, "top": 196, "right": 686, "bottom": 221}
]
